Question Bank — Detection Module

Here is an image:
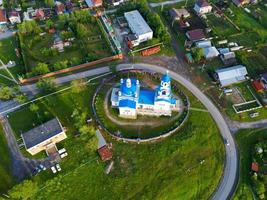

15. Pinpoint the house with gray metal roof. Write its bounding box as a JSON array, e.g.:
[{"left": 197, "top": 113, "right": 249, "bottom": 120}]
[
  {"left": 215, "top": 65, "right": 248, "bottom": 87},
  {"left": 21, "top": 118, "right": 67, "bottom": 155}
]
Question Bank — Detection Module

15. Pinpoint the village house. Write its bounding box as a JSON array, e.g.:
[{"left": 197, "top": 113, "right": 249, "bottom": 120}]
[
  {"left": 108, "top": 0, "right": 127, "bottom": 6},
  {"left": 55, "top": 1, "right": 66, "bottom": 15},
  {"left": 232, "top": 0, "right": 250, "bottom": 7},
  {"left": 85, "top": 0, "right": 103, "bottom": 8},
  {"left": 8, "top": 11, "right": 21, "bottom": 24},
  {"left": 52, "top": 33, "right": 70, "bottom": 53},
  {"left": 169, "top": 8, "right": 190, "bottom": 21},
  {"left": 194, "top": 0, "right": 212, "bottom": 15},
  {"left": 215, "top": 65, "right": 248, "bottom": 87},
  {"left": 218, "top": 48, "right": 237, "bottom": 66},
  {"left": 0, "top": 9, "right": 7, "bottom": 25},
  {"left": 21, "top": 118, "right": 67, "bottom": 156},
  {"left": 204, "top": 46, "right": 219, "bottom": 60},
  {"left": 186, "top": 29, "right": 205, "bottom": 42},
  {"left": 35, "top": 9, "right": 45, "bottom": 20}
]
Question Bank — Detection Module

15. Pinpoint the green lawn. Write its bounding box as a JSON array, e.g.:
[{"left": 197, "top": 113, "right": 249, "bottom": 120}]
[
  {"left": 0, "top": 125, "right": 15, "bottom": 194},
  {"left": 233, "top": 129, "right": 267, "bottom": 200},
  {"left": 206, "top": 13, "right": 238, "bottom": 37},
  {"left": 6, "top": 79, "right": 225, "bottom": 199}
]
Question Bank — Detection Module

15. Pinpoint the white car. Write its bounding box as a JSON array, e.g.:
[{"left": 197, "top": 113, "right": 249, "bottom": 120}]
[
  {"left": 60, "top": 152, "right": 68, "bottom": 158},
  {"left": 51, "top": 166, "right": 57, "bottom": 174},
  {"left": 56, "top": 164, "right": 61, "bottom": 172}
]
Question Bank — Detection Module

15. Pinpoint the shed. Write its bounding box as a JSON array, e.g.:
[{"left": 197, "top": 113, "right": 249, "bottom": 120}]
[
  {"left": 252, "top": 80, "right": 264, "bottom": 93},
  {"left": 215, "top": 65, "right": 248, "bottom": 87},
  {"left": 251, "top": 162, "right": 259, "bottom": 172},
  {"left": 204, "top": 47, "right": 219, "bottom": 59}
]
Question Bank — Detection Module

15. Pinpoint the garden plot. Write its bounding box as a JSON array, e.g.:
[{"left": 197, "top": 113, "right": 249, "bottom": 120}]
[{"left": 231, "top": 83, "right": 262, "bottom": 114}]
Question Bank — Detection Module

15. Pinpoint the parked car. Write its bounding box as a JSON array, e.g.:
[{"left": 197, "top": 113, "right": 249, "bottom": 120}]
[
  {"left": 56, "top": 164, "right": 61, "bottom": 172},
  {"left": 51, "top": 166, "right": 57, "bottom": 174}
]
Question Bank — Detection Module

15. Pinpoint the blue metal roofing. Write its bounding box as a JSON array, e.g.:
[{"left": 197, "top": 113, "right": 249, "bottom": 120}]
[
  {"left": 120, "top": 78, "right": 138, "bottom": 97},
  {"left": 138, "top": 90, "right": 155, "bottom": 105},
  {"left": 119, "top": 99, "right": 136, "bottom": 109},
  {"left": 161, "top": 73, "right": 171, "bottom": 82}
]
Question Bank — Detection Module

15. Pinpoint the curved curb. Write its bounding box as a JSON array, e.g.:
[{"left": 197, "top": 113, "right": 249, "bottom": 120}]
[
  {"left": 116, "top": 63, "right": 238, "bottom": 200},
  {"left": 92, "top": 70, "right": 190, "bottom": 143}
]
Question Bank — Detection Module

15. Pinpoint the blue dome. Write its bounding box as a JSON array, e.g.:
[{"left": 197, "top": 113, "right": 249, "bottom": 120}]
[
  {"left": 120, "top": 78, "right": 138, "bottom": 97},
  {"left": 161, "top": 72, "right": 171, "bottom": 82}
]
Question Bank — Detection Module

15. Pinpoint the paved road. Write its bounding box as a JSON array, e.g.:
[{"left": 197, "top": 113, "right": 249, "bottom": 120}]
[
  {"left": 0, "top": 30, "right": 15, "bottom": 40},
  {"left": 116, "top": 63, "right": 238, "bottom": 200},
  {"left": 20, "top": 66, "right": 110, "bottom": 96},
  {"left": 149, "top": 0, "right": 185, "bottom": 7}
]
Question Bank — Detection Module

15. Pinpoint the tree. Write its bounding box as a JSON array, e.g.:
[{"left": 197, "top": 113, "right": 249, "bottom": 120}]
[
  {"left": 45, "top": 19, "right": 54, "bottom": 29},
  {"left": 36, "top": 78, "right": 56, "bottom": 92},
  {"left": 54, "top": 60, "right": 69, "bottom": 71},
  {"left": 0, "top": 86, "right": 13, "bottom": 100},
  {"left": 29, "top": 103, "right": 39, "bottom": 113},
  {"left": 76, "top": 23, "right": 88, "bottom": 39},
  {"left": 32, "top": 63, "right": 50, "bottom": 76},
  {"left": 8, "top": 180, "right": 38, "bottom": 200},
  {"left": 14, "top": 94, "right": 28, "bottom": 104},
  {"left": 192, "top": 47, "right": 204, "bottom": 63},
  {"left": 45, "top": 0, "right": 55, "bottom": 7},
  {"left": 71, "top": 79, "right": 87, "bottom": 94}
]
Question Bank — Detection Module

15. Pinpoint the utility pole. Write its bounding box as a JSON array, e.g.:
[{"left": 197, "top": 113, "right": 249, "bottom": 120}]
[{"left": 0, "top": 59, "right": 18, "bottom": 84}]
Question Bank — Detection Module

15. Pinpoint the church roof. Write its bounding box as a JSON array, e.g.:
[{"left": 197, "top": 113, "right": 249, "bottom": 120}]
[
  {"left": 161, "top": 72, "right": 171, "bottom": 82},
  {"left": 120, "top": 78, "right": 138, "bottom": 97},
  {"left": 138, "top": 90, "right": 155, "bottom": 105},
  {"left": 119, "top": 99, "right": 136, "bottom": 109}
]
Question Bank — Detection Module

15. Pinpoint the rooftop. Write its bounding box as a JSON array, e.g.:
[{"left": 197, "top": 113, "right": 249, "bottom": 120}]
[
  {"left": 22, "top": 118, "right": 64, "bottom": 149},
  {"left": 124, "top": 10, "right": 153, "bottom": 36},
  {"left": 119, "top": 99, "right": 136, "bottom": 109},
  {"left": 186, "top": 29, "right": 205, "bottom": 41},
  {"left": 98, "top": 145, "right": 112, "bottom": 161},
  {"left": 120, "top": 78, "right": 139, "bottom": 97},
  {"left": 196, "top": 0, "right": 211, "bottom": 7},
  {"left": 0, "top": 9, "right": 7, "bottom": 23},
  {"left": 138, "top": 90, "right": 155, "bottom": 105}
]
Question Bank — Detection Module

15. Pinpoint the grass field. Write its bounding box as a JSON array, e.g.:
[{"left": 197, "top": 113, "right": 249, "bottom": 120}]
[
  {"left": 0, "top": 125, "right": 15, "bottom": 194},
  {"left": 206, "top": 13, "right": 238, "bottom": 37},
  {"left": 233, "top": 129, "right": 267, "bottom": 200},
  {"left": 6, "top": 79, "right": 225, "bottom": 199}
]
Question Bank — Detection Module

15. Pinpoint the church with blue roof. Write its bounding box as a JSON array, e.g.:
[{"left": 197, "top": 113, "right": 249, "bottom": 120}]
[{"left": 111, "top": 71, "right": 179, "bottom": 119}]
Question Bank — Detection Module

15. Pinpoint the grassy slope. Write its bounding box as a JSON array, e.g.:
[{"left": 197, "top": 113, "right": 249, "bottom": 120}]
[
  {"left": 7, "top": 82, "right": 224, "bottom": 199},
  {"left": 233, "top": 129, "right": 267, "bottom": 200},
  {"left": 0, "top": 125, "right": 15, "bottom": 194}
]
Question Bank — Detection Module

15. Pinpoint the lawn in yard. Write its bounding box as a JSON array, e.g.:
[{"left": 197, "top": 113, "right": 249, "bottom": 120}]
[
  {"left": 6, "top": 77, "right": 224, "bottom": 199},
  {"left": 233, "top": 129, "right": 267, "bottom": 200},
  {"left": 205, "top": 13, "right": 238, "bottom": 37},
  {"left": 0, "top": 125, "right": 15, "bottom": 194}
]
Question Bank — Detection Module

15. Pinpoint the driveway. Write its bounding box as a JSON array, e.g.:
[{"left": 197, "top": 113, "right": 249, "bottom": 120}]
[
  {"left": 116, "top": 63, "right": 238, "bottom": 200},
  {"left": 0, "top": 117, "right": 58, "bottom": 180}
]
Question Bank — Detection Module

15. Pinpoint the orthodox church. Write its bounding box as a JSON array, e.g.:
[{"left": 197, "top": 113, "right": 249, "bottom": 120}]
[{"left": 110, "top": 72, "right": 179, "bottom": 119}]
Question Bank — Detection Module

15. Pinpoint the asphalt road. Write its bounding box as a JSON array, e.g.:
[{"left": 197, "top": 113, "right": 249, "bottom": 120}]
[{"left": 116, "top": 63, "right": 238, "bottom": 200}]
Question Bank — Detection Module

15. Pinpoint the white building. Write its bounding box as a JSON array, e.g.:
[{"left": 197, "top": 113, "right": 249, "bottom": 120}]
[
  {"left": 124, "top": 10, "right": 153, "bottom": 47},
  {"left": 111, "top": 72, "right": 179, "bottom": 119},
  {"left": 8, "top": 11, "right": 21, "bottom": 24},
  {"left": 204, "top": 46, "right": 219, "bottom": 59},
  {"left": 216, "top": 65, "right": 248, "bottom": 87},
  {"left": 194, "top": 0, "right": 212, "bottom": 15}
]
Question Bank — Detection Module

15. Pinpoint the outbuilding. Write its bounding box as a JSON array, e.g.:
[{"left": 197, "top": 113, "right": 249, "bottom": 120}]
[
  {"left": 215, "top": 65, "right": 248, "bottom": 87},
  {"left": 186, "top": 29, "right": 205, "bottom": 42}
]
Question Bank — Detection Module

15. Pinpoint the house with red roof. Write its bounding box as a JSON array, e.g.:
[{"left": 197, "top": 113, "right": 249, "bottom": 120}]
[
  {"left": 8, "top": 11, "right": 21, "bottom": 24},
  {"left": 251, "top": 162, "right": 259, "bottom": 172},
  {"left": 36, "top": 9, "right": 45, "bottom": 20},
  {"left": 194, "top": 0, "right": 212, "bottom": 15},
  {"left": 0, "top": 9, "right": 7, "bottom": 25},
  {"left": 252, "top": 80, "right": 264, "bottom": 93},
  {"left": 96, "top": 130, "right": 112, "bottom": 162}
]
